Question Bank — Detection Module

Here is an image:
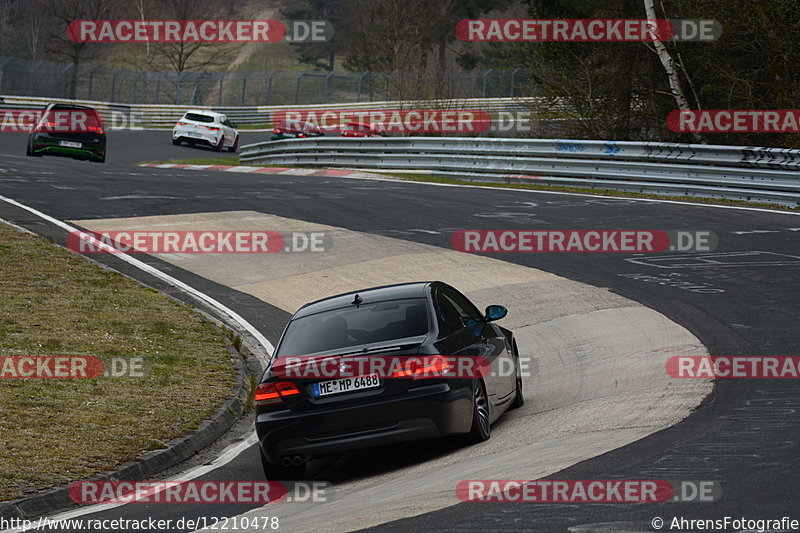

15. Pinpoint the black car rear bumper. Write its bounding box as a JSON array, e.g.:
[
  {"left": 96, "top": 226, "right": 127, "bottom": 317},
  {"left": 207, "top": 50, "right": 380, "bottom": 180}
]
[
  {"left": 30, "top": 134, "right": 105, "bottom": 161},
  {"left": 256, "top": 381, "right": 472, "bottom": 463}
]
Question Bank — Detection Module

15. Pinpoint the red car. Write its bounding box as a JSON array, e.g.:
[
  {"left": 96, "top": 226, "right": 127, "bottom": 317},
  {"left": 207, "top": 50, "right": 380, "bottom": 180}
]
[
  {"left": 271, "top": 123, "right": 324, "bottom": 141},
  {"left": 341, "top": 122, "right": 387, "bottom": 137}
]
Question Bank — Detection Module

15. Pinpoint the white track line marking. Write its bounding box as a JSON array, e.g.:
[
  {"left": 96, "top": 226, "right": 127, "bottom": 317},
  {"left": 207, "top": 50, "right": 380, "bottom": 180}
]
[{"left": 0, "top": 435, "right": 259, "bottom": 532}]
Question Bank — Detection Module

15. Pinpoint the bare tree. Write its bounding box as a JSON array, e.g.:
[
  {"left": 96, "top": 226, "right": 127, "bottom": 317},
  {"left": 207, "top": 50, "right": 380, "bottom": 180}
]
[
  {"left": 151, "top": 0, "right": 236, "bottom": 73},
  {"left": 643, "top": 0, "right": 703, "bottom": 141},
  {"left": 0, "top": 0, "right": 13, "bottom": 56},
  {"left": 40, "top": 0, "right": 113, "bottom": 98}
]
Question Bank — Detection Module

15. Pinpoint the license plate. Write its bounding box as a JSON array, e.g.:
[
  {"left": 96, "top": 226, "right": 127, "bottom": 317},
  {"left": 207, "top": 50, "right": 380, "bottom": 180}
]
[
  {"left": 58, "top": 140, "right": 81, "bottom": 148},
  {"left": 313, "top": 374, "right": 381, "bottom": 397}
]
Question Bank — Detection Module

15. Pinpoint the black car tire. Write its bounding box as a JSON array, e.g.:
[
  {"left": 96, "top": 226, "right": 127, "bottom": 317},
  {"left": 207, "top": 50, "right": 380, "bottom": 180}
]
[
  {"left": 465, "top": 379, "right": 491, "bottom": 443},
  {"left": 94, "top": 153, "right": 106, "bottom": 163},
  {"left": 509, "top": 346, "right": 524, "bottom": 410},
  {"left": 228, "top": 135, "right": 239, "bottom": 153},
  {"left": 260, "top": 447, "right": 306, "bottom": 481},
  {"left": 172, "top": 138, "right": 181, "bottom": 145},
  {"left": 26, "top": 141, "right": 41, "bottom": 157},
  {"left": 214, "top": 136, "right": 224, "bottom": 152}
]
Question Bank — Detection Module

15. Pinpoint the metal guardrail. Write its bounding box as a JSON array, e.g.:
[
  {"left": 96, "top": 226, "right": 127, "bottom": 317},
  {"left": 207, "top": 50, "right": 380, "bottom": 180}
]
[
  {"left": 0, "top": 95, "right": 540, "bottom": 127},
  {"left": 239, "top": 137, "right": 800, "bottom": 207}
]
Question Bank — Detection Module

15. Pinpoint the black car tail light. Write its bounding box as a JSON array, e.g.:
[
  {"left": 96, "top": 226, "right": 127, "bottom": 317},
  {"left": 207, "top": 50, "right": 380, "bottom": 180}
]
[{"left": 255, "top": 381, "right": 301, "bottom": 405}]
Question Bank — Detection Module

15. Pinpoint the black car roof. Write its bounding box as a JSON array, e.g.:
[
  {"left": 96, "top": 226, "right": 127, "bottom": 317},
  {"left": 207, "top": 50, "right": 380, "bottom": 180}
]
[
  {"left": 49, "top": 103, "right": 96, "bottom": 111},
  {"left": 293, "top": 281, "right": 440, "bottom": 319}
]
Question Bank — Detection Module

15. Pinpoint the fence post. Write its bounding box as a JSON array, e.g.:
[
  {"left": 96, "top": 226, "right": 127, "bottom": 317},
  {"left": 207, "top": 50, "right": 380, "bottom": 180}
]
[
  {"left": 27, "top": 60, "right": 43, "bottom": 96},
  {"left": 59, "top": 64, "right": 73, "bottom": 98},
  {"left": 0, "top": 57, "right": 12, "bottom": 93},
  {"left": 154, "top": 72, "right": 166, "bottom": 104},
  {"left": 266, "top": 70, "right": 280, "bottom": 105},
  {"left": 482, "top": 69, "right": 493, "bottom": 98},
  {"left": 241, "top": 71, "right": 253, "bottom": 105},
  {"left": 294, "top": 71, "right": 308, "bottom": 105},
  {"left": 131, "top": 72, "right": 145, "bottom": 104},
  {"left": 217, "top": 71, "right": 227, "bottom": 106},
  {"left": 509, "top": 68, "right": 520, "bottom": 97},
  {"left": 87, "top": 66, "right": 101, "bottom": 100},
  {"left": 176, "top": 71, "right": 188, "bottom": 104},
  {"left": 323, "top": 70, "right": 335, "bottom": 103},
  {"left": 110, "top": 69, "right": 124, "bottom": 102},
  {"left": 355, "top": 71, "right": 368, "bottom": 102}
]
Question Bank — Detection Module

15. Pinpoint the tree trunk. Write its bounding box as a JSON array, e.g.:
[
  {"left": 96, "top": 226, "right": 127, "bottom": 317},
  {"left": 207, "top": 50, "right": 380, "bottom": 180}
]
[{"left": 643, "top": 0, "right": 703, "bottom": 143}]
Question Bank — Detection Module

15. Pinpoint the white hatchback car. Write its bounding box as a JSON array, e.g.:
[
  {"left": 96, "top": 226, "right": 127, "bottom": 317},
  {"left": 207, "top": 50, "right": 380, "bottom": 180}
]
[{"left": 172, "top": 110, "right": 239, "bottom": 152}]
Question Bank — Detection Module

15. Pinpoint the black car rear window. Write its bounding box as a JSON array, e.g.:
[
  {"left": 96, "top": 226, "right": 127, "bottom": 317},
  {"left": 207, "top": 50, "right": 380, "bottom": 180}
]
[
  {"left": 277, "top": 298, "right": 429, "bottom": 356},
  {"left": 43, "top": 107, "right": 103, "bottom": 128},
  {"left": 184, "top": 113, "right": 215, "bottom": 123}
]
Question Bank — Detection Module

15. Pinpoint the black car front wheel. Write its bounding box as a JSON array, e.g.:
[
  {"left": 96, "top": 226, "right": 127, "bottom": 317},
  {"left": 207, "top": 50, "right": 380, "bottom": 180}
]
[
  {"left": 172, "top": 138, "right": 181, "bottom": 145},
  {"left": 227, "top": 135, "right": 239, "bottom": 153},
  {"left": 260, "top": 447, "right": 306, "bottom": 481},
  {"left": 465, "top": 379, "right": 491, "bottom": 443}
]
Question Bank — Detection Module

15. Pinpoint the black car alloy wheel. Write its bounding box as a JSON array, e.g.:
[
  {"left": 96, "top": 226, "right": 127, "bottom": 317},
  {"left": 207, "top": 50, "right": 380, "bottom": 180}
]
[{"left": 467, "top": 379, "right": 491, "bottom": 443}]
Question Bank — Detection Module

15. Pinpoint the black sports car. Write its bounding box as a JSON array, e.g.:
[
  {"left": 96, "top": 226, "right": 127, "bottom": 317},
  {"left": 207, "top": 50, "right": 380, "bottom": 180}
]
[
  {"left": 26, "top": 103, "right": 106, "bottom": 163},
  {"left": 255, "top": 281, "right": 523, "bottom": 479}
]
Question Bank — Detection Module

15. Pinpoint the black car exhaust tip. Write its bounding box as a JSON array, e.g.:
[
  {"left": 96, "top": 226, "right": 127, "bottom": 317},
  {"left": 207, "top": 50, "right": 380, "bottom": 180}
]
[{"left": 281, "top": 455, "right": 307, "bottom": 467}]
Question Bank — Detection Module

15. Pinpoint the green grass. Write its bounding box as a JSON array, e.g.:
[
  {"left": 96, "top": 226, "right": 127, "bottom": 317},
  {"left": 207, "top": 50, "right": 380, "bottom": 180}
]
[{"left": 0, "top": 223, "right": 237, "bottom": 502}]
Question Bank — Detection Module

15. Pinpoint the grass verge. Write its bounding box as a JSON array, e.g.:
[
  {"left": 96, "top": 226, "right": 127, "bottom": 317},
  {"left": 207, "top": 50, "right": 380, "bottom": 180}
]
[{"left": 0, "top": 222, "right": 237, "bottom": 502}]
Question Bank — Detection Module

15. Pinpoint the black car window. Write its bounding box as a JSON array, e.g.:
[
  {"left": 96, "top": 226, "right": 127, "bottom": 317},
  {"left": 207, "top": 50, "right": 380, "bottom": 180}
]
[
  {"left": 435, "top": 291, "right": 466, "bottom": 335},
  {"left": 184, "top": 113, "right": 214, "bottom": 123},
  {"left": 441, "top": 287, "right": 483, "bottom": 322},
  {"left": 276, "top": 298, "right": 428, "bottom": 356}
]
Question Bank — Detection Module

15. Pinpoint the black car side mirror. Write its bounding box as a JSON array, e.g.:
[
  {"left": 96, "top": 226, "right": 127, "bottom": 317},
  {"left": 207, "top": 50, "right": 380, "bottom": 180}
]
[{"left": 484, "top": 305, "right": 508, "bottom": 322}]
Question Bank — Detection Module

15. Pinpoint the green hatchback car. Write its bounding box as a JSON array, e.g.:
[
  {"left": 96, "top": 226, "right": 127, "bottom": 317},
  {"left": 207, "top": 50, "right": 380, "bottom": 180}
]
[{"left": 26, "top": 103, "right": 106, "bottom": 163}]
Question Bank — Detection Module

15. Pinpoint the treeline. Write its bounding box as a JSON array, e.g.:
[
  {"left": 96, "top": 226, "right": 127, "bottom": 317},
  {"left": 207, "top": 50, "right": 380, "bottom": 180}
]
[
  {"left": 460, "top": 0, "right": 800, "bottom": 146},
  {"left": 0, "top": 0, "right": 797, "bottom": 146}
]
